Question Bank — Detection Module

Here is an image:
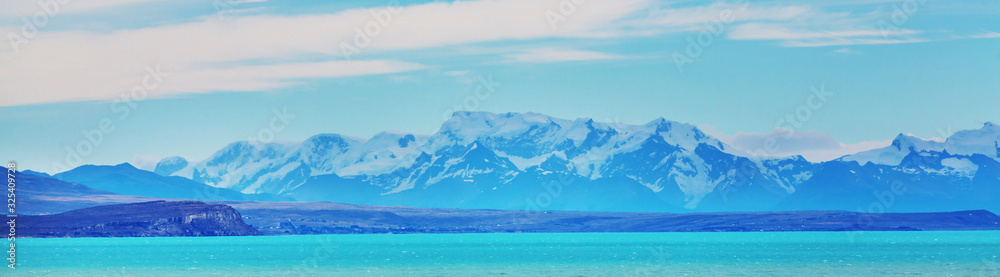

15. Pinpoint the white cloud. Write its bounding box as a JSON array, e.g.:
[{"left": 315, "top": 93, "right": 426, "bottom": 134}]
[
  {"left": 0, "top": 0, "right": 168, "bottom": 17},
  {"left": 506, "top": 48, "right": 623, "bottom": 63},
  {"left": 443, "top": 70, "right": 469, "bottom": 77},
  {"left": 166, "top": 60, "right": 426, "bottom": 94},
  {"left": 0, "top": 0, "right": 650, "bottom": 106},
  {"left": 829, "top": 48, "right": 861, "bottom": 55},
  {"left": 1, "top": 0, "right": 994, "bottom": 106},
  {"left": 230, "top": 0, "right": 269, "bottom": 3},
  {"left": 639, "top": 2, "right": 939, "bottom": 48},
  {"left": 970, "top": 31, "right": 1000, "bottom": 39},
  {"left": 700, "top": 125, "right": 890, "bottom": 162},
  {"left": 131, "top": 155, "right": 162, "bottom": 172},
  {"left": 786, "top": 139, "right": 891, "bottom": 162},
  {"left": 729, "top": 23, "right": 919, "bottom": 40},
  {"left": 727, "top": 22, "right": 926, "bottom": 47},
  {"left": 643, "top": 3, "right": 811, "bottom": 29}
]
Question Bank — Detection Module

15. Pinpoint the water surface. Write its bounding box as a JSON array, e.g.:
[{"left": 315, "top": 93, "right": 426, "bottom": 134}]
[{"left": 9, "top": 231, "right": 1000, "bottom": 276}]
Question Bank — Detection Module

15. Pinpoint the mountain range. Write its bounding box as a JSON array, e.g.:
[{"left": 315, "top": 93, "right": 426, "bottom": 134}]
[
  {"left": 10, "top": 164, "right": 1000, "bottom": 236},
  {"left": 53, "top": 163, "right": 292, "bottom": 202},
  {"left": 59, "top": 112, "right": 1000, "bottom": 213}
]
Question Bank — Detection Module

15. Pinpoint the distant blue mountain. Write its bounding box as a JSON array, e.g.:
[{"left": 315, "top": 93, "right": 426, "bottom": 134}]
[
  {"left": 153, "top": 156, "right": 188, "bottom": 176},
  {"left": 4, "top": 165, "right": 133, "bottom": 214},
  {"left": 21, "top": 169, "right": 53, "bottom": 178},
  {"left": 780, "top": 152, "right": 1000, "bottom": 213},
  {"left": 110, "top": 113, "right": 999, "bottom": 213},
  {"left": 54, "top": 163, "right": 294, "bottom": 202}
]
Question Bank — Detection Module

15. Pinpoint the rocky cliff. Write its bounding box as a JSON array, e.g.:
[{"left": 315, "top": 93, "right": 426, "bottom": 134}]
[{"left": 20, "top": 201, "right": 259, "bottom": 237}]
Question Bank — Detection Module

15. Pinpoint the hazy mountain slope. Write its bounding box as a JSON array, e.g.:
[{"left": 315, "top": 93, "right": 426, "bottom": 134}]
[{"left": 55, "top": 163, "right": 293, "bottom": 202}]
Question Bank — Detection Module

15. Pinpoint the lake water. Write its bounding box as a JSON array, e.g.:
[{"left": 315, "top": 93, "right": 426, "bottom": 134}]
[{"left": 8, "top": 231, "right": 1000, "bottom": 276}]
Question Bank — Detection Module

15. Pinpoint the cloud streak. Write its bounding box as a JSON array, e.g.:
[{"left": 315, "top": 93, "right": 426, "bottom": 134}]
[
  {"left": 2, "top": 0, "right": 996, "bottom": 106},
  {"left": 701, "top": 125, "right": 891, "bottom": 162},
  {"left": 635, "top": 1, "right": 953, "bottom": 48},
  {"left": 506, "top": 48, "right": 623, "bottom": 63},
  {"left": 0, "top": 0, "right": 650, "bottom": 106},
  {"left": 727, "top": 22, "right": 926, "bottom": 47},
  {"left": 0, "top": 0, "right": 168, "bottom": 17}
]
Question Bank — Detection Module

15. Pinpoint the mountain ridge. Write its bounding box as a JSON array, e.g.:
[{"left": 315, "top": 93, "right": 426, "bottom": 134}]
[{"left": 60, "top": 113, "right": 1000, "bottom": 213}]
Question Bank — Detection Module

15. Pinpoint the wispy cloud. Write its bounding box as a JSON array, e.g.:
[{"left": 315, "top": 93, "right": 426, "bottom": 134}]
[
  {"left": 828, "top": 48, "right": 861, "bottom": 55},
  {"left": 642, "top": 3, "right": 810, "bottom": 30},
  {"left": 0, "top": 0, "right": 649, "bottom": 106},
  {"left": 131, "top": 155, "right": 162, "bottom": 171},
  {"left": 443, "top": 70, "right": 470, "bottom": 77},
  {"left": 701, "top": 125, "right": 890, "bottom": 162},
  {"left": 166, "top": 60, "right": 426, "bottom": 94},
  {"left": 1, "top": 0, "right": 996, "bottom": 106},
  {"left": 506, "top": 48, "right": 623, "bottom": 63},
  {"left": 639, "top": 2, "right": 938, "bottom": 48},
  {"left": 0, "top": 0, "right": 168, "bottom": 17},
  {"left": 970, "top": 31, "right": 1000, "bottom": 39},
  {"left": 725, "top": 14, "right": 927, "bottom": 47}
]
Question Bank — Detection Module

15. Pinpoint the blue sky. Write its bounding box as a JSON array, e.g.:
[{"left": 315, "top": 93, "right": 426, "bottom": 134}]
[{"left": 1, "top": 0, "right": 999, "bottom": 173}]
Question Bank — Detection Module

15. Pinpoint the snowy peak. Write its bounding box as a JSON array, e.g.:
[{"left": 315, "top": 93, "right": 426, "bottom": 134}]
[
  {"left": 643, "top": 118, "right": 725, "bottom": 151},
  {"left": 890, "top": 133, "right": 943, "bottom": 152},
  {"left": 890, "top": 133, "right": 910, "bottom": 151},
  {"left": 533, "top": 154, "right": 573, "bottom": 173},
  {"left": 300, "top": 133, "right": 359, "bottom": 167},
  {"left": 328, "top": 131, "right": 428, "bottom": 177},
  {"left": 842, "top": 123, "right": 1000, "bottom": 166},
  {"left": 839, "top": 133, "right": 940, "bottom": 166},
  {"left": 396, "top": 133, "right": 417, "bottom": 148},
  {"left": 402, "top": 141, "right": 520, "bottom": 188},
  {"left": 944, "top": 122, "right": 1000, "bottom": 157},
  {"left": 432, "top": 112, "right": 732, "bottom": 176},
  {"left": 438, "top": 111, "right": 499, "bottom": 138},
  {"left": 644, "top": 117, "right": 669, "bottom": 128},
  {"left": 215, "top": 141, "right": 296, "bottom": 162},
  {"left": 897, "top": 150, "right": 984, "bottom": 179},
  {"left": 303, "top": 133, "right": 359, "bottom": 151},
  {"left": 153, "top": 156, "right": 188, "bottom": 176},
  {"left": 436, "top": 112, "right": 563, "bottom": 144},
  {"left": 161, "top": 111, "right": 799, "bottom": 202},
  {"left": 457, "top": 141, "right": 518, "bottom": 171},
  {"left": 438, "top": 112, "right": 723, "bottom": 151},
  {"left": 360, "top": 131, "right": 424, "bottom": 153}
]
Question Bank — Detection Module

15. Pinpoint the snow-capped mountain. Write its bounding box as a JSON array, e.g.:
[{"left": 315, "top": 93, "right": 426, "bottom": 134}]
[
  {"left": 153, "top": 156, "right": 188, "bottom": 176},
  {"left": 162, "top": 132, "right": 428, "bottom": 194},
  {"left": 780, "top": 149, "right": 1000, "bottom": 213},
  {"left": 152, "top": 112, "right": 814, "bottom": 211},
  {"left": 945, "top": 122, "right": 1000, "bottom": 157},
  {"left": 840, "top": 122, "right": 1000, "bottom": 166},
  {"left": 147, "top": 113, "right": 998, "bottom": 213},
  {"left": 780, "top": 122, "right": 1000, "bottom": 213}
]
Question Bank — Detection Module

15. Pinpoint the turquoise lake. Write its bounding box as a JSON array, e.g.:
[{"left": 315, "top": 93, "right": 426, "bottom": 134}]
[{"left": 7, "top": 231, "right": 1000, "bottom": 276}]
